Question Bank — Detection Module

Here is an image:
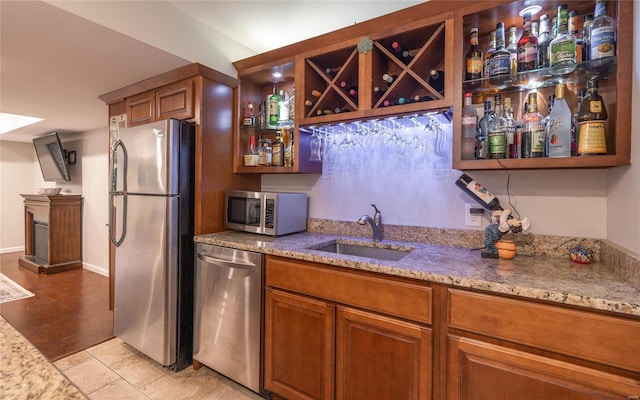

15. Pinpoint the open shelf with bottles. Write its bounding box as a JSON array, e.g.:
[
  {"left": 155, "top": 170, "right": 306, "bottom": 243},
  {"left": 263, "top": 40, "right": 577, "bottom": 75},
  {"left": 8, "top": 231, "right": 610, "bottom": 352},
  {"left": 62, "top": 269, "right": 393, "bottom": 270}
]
[
  {"left": 234, "top": 59, "right": 322, "bottom": 174},
  {"left": 453, "top": 0, "right": 632, "bottom": 170}
]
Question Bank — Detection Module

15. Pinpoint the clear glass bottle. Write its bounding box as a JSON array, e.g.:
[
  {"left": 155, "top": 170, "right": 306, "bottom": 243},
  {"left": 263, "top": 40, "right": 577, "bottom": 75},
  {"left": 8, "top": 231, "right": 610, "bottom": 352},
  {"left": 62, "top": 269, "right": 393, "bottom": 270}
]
[
  {"left": 288, "top": 86, "right": 296, "bottom": 122},
  {"left": 284, "top": 128, "right": 294, "bottom": 167},
  {"left": 257, "top": 137, "right": 272, "bottom": 166},
  {"left": 466, "top": 27, "right": 483, "bottom": 81},
  {"left": 244, "top": 135, "right": 259, "bottom": 166},
  {"left": 589, "top": 0, "right": 616, "bottom": 62},
  {"left": 268, "top": 83, "right": 280, "bottom": 126},
  {"left": 571, "top": 88, "right": 587, "bottom": 156},
  {"left": 531, "top": 20, "right": 539, "bottom": 38},
  {"left": 503, "top": 97, "right": 517, "bottom": 159},
  {"left": 547, "top": 84, "right": 573, "bottom": 158},
  {"left": 577, "top": 79, "right": 608, "bottom": 156},
  {"left": 521, "top": 92, "right": 545, "bottom": 158},
  {"left": 484, "top": 31, "right": 496, "bottom": 79},
  {"left": 488, "top": 94, "right": 507, "bottom": 159},
  {"left": 278, "top": 90, "right": 289, "bottom": 123},
  {"left": 258, "top": 100, "right": 266, "bottom": 130},
  {"left": 476, "top": 100, "right": 494, "bottom": 159},
  {"left": 506, "top": 26, "right": 518, "bottom": 76},
  {"left": 582, "top": 13, "right": 594, "bottom": 61},
  {"left": 550, "top": 4, "right": 577, "bottom": 75},
  {"left": 488, "top": 23, "right": 511, "bottom": 83},
  {"left": 461, "top": 92, "right": 478, "bottom": 160},
  {"left": 537, "top": 14, "right": 552, "bottom": 68},
  {"left": 517, "top": 12, "right": 538, "bottom": 72}
]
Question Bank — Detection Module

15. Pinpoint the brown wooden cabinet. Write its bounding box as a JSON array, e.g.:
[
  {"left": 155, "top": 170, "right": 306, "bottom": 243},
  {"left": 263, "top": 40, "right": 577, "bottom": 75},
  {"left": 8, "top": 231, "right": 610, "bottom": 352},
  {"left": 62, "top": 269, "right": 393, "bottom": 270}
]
[
  {"left": 125, "top": 78, "right": 194, "bottom": 127},
  {"left": 446, "top": 288, "right": 640, "bottom": 398},
  {"left": 18, "top": 194, "right": 82, "bottom": 274},
  {"left": 264, "top": 255, "right": 433, "bottom": 400}
]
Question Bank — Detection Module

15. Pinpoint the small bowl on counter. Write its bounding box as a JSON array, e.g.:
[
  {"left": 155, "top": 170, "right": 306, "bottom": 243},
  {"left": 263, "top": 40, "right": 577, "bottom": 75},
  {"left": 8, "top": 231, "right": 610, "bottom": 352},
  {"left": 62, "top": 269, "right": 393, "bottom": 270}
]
[{"left": 37, "top": 188, "right": 62, "bottom": 195}]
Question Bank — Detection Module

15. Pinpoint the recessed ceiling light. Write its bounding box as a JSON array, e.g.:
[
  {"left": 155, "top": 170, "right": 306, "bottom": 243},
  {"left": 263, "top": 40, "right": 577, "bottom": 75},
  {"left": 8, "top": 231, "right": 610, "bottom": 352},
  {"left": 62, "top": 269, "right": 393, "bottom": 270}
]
[
  {"left": 519, "top": 5, "right": 542, "bottom": 17},
  {"left": 272, "top": 72, "right": 283, "bottom": 79},
  {"left": 0, "top": 112, "right": 43, "bottom": 135}
]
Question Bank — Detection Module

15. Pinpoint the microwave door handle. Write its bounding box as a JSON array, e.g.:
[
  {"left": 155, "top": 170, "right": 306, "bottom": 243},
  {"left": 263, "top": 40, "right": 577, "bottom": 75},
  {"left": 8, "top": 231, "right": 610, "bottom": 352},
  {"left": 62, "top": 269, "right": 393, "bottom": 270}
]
[{"left": 197, "top": 252, "right": 257, "bottom": 270}]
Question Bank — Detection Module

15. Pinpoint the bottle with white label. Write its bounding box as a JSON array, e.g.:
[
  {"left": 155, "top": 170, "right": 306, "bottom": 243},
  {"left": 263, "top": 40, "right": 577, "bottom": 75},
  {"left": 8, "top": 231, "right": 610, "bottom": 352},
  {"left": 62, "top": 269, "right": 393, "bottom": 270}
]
[
  {"left": 589, "top": 0, "right": 616, "bottom": 62},
  {"left": 461, "top": 92, "right": 478, "bottom": 160},
  {"left": 278, "top": 90, "right": 289, "bottom": 123},
  {"left": 547, "top": 83, "right": 572, "bottom": 158}
]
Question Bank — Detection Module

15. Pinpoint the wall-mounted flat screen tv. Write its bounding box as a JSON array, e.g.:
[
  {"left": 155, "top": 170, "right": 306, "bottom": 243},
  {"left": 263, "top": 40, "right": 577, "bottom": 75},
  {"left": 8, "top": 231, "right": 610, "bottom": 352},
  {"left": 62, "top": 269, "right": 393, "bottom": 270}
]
[{"left": 33, "top": 132, "right": 70, "bottom": 182}]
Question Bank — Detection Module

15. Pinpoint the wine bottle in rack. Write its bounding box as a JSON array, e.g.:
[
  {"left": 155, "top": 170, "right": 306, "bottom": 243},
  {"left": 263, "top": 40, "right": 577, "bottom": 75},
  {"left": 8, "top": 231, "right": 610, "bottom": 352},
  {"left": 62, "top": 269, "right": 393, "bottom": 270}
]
[
  {"left": 325, "top": 67, "right": 339, "bottom": 78},
  {"left": 373, "top": 86, "right": 387, "bottom": 96},
  {"left": 382, "top": 73, "right": 398, "bottom": 87},
  {"left": 428, "top": 70, "right": 444, "bottom": 96},
  {"left": 311, "top": 89, "right": 322, "bottom": 98},
  {"left": 304, "top": 99, "right": 316, "bottom": 107},
  {"left": 316, "top": 109, "right": 334, "bottom": 116},
  {"left": 391, "top": 41, "right": 413, "bottom": 64},
  {"left": 348, "top": 88, "right": 358, "bottom": 99}
]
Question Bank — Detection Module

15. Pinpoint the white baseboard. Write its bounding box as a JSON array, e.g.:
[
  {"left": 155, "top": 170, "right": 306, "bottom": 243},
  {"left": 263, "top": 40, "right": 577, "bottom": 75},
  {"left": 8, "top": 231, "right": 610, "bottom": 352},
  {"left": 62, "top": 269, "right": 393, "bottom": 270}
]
[
  {"left": 0, "top": 246, "right": 25, "bottom": 254},
  {"left": 83, "top": 262, "right": 109, "bottom": 277}
]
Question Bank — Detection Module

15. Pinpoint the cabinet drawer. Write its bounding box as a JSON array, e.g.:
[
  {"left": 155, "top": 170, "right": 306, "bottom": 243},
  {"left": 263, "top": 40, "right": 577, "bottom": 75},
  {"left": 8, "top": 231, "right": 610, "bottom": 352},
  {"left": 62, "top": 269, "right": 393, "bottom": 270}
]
[
  {"left": 448, "top": 289, "right": 640, "bottom": 372},
  {"left": 266, "top": 256, "right": 431, "bottom": 324},
  {"left": 156, "top": 79, "right": 193, "bottom": 121}
]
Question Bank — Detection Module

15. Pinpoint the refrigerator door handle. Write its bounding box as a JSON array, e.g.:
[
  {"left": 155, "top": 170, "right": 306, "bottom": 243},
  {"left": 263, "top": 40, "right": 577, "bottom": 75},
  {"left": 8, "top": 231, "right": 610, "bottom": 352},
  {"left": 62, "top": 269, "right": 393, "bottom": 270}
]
[
  {"left": 196, "top": 252, "right": 258, "bottom": 270},
  {"left": 109, "top": 140, "right": 128, "bottom": 247}
]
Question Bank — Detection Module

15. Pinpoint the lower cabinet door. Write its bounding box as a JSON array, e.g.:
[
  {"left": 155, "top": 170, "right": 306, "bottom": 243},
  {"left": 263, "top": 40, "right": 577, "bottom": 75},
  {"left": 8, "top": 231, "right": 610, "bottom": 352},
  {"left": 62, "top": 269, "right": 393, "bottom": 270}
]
[
  {"left": 264, "top": 289, "right": 335, "bottom": 400},
  {"left": 448, "top": 335, "right": 640, "bottom": 399},
  {"left": 336, "top": 307, "right": 432, "bottom": 400}
]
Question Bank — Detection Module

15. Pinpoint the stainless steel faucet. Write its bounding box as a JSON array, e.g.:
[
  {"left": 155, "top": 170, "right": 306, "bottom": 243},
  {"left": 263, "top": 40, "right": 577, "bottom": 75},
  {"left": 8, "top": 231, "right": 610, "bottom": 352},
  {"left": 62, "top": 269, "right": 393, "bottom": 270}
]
[{"left": 358, "top": 204, "right": 383, "bottom": 242}]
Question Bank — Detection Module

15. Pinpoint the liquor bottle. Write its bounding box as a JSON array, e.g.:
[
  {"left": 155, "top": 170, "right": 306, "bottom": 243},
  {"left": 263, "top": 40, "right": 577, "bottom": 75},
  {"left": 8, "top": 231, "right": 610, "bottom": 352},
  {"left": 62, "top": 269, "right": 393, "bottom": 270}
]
[
  {"left": 547, "top": 83, "right": 572, "bottom": 158},
  {"left": 536, "top": 14, "right": 552, "bottom": 69},
  {"left": 488, "top": 23, "right": 511, "bottom": 83},
  {"left": 244, "top": 135, "right": 259, "bottom": 167},
  {"left": 242, "top": 103, "right": 255, "bottom": 126},
  {"left": 569, "top": 10, "right": 584, "bottom": 63},
  {"left": 476, "top": 100, "right": 493, "bottom": 159},
  {"left": 268, "top": 84, "right": 280, "bottom": 125},
  {"left": 484, "top": 31, "right": 496, "bottom": 79},
  {"left": 488, "top": 94, "right": 507, "bottom": 159},
  {"left": 258, "top": 100, "right": 266, "bottom": 130},
  {"left": 517, "top": 12, "right": 538, "bottom": 72},
  {"left": 503, "top": 97, "right": 517, "bottom": 159},
  {"left": 284, "top": 128, "right": 294, "bottom": 167},
  {"left": 428, "top": 70, "right": 444, "bottom": 96},
  {"left": 455, "top": 173, "right": 503, "bottom": 211},
  {"left": 257, "top": 137, "right": 272, "bottom": 166},
  {"left": 577, "top": 79, "right": 607, "bottom": 156},
  {"left": 571, "top": 88, "right": 586, "bottom": 156},
  {"left": 589, "top": 0, "right": 616, "bottom": 62},
  {"left": 532, "top": 20, "right": 539, "bottom": 38},
  {"left": 461, "top": 92, "right": 478, "bottom": 160},
  {"left": 550, "top": 4, "right": 577, "bottom": 75},
  {"left": 506, "top": 26, "right": 518, "bottom": 76},
  {"left": 465, "top": 27, "right": 483, "bottom": 80},
  {"left": 278, "top": 90, "right": 289, "bottom": 122},
  {"left": 521, "top": 92, "right": 546, "bottom": 158},
  {"left": 551, "top": 17, "right": 558, "bottom": 39},
  {"left": 288, "top": 86, "right": 296, "bottom": 122},
  {"left": 272, "top": 130, "right": 285, "bottom": 167},
  {"left": 382, "top": 73, "right": 398, "bottom": 86},
  {"left": 582, "top": 14, "right": 594, "bottom": 61}
]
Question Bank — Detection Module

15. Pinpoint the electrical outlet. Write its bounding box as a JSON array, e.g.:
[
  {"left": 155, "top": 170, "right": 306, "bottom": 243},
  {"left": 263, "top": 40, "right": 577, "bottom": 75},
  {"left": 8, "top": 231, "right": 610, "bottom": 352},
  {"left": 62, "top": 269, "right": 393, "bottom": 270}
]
[{"left": 465, "top": 203, "right": 482, "bottom": 227}]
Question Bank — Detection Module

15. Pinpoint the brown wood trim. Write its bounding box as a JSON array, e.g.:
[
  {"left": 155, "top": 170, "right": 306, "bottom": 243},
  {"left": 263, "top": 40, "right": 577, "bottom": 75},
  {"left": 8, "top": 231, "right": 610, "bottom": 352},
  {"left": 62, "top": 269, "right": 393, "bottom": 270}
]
[{"left": 98, "top": 63, "right": 238, "bottom": 104}]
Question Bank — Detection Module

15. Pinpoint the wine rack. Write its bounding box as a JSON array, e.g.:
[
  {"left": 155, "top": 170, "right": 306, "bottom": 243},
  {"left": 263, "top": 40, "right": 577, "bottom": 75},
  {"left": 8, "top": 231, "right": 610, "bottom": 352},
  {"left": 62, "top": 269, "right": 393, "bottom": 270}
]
[{"left": 453, "top": 0, "right": 632, "bottom": 170}]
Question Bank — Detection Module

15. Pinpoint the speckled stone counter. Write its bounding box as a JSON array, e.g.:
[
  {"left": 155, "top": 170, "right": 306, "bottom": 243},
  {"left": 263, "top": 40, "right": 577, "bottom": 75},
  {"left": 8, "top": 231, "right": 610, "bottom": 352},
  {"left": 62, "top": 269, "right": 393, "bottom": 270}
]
[
  {"left": 0, "top": 316, "right": 87, "bottom": 400},
  {"left": 195, "top": 230, "right": 640, "bottom": 318}
]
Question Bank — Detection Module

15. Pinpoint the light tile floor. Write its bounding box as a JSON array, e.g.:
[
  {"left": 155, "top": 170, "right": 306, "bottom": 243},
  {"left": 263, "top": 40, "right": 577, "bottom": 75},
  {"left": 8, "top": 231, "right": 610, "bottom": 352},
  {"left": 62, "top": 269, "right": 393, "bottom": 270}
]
[{"left": 54, "top": 338, "right": 264, "bottom": 400}]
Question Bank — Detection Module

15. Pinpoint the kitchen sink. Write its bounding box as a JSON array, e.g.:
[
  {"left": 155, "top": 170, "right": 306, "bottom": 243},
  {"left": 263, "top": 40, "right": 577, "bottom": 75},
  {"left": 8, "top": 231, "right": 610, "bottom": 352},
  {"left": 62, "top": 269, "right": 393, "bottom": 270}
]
[{"left": 309, "top": 240, "right": 412, "bottom": 261}]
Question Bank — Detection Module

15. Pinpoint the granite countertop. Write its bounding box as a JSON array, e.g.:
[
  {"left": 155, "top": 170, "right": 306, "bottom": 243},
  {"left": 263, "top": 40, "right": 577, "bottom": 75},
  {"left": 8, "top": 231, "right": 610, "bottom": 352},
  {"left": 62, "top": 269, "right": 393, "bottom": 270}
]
[
  {"left": 195, "top": 230, "right": 640, "bottom": 318},
  {"left": 0, "top": 316, "right": 87, "bottom": 400}
]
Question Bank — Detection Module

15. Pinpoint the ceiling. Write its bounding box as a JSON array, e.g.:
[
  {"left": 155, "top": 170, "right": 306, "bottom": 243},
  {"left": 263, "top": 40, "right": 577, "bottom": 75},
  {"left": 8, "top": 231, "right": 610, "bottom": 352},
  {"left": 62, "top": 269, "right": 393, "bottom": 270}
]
[{"left": 0, "top": 0, "right": 423, "bottom": 143}]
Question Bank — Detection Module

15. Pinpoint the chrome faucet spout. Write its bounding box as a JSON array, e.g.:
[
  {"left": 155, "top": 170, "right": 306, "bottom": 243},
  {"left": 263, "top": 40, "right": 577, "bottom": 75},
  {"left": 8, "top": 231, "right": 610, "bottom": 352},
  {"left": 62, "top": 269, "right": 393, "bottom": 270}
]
[{"left": 358, "top": 204, "right": 383, "bottom": 242}]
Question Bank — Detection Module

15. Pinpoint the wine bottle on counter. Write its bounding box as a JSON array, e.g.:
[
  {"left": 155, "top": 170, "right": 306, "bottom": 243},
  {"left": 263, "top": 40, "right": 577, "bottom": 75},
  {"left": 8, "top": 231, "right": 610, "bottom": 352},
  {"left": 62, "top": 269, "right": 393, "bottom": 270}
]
[
  {"left": 428, "top": 70, "right": 444, "bottom": 96},
  {"left": 382, "top": 73, "right": 398, "bottom": 86},
  {"left": 455, "top": 173, "right": 503, "bottom": 211}
]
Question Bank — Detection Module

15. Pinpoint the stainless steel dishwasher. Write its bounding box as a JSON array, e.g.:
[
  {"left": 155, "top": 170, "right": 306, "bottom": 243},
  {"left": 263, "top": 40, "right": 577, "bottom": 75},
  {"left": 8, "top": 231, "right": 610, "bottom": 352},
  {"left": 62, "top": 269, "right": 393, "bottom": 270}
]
[{"left": 193, "top": 243, "right": 263, "bottom": 394}]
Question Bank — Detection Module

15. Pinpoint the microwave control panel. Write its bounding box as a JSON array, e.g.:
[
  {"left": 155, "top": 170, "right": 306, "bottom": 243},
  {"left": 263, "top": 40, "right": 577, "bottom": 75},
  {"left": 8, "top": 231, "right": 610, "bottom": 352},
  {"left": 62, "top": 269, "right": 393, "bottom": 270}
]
[{"left": 264, "top": 199, "right": 274, "bottom": 229}]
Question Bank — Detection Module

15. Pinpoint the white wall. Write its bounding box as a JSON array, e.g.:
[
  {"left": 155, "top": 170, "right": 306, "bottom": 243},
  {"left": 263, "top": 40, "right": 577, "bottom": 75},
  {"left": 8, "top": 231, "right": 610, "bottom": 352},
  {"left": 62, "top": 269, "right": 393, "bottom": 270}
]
[{"left": 606, "top": 5, "right": 640, "bottom": 254}]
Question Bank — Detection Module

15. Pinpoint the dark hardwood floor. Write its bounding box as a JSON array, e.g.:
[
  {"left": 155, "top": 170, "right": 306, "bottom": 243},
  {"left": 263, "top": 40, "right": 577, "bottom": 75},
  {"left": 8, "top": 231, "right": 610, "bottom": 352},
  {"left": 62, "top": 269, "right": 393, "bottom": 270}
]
[{"left": 0, "top": 251, "right": 113, "bottom": 361}]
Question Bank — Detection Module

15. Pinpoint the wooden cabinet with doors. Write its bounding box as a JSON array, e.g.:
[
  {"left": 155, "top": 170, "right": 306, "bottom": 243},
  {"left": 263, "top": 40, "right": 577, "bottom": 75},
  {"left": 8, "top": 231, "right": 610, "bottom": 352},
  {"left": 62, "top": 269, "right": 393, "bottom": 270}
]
[
  {"left": 264, "top": 255, "right": 433, "bottom": 400},
  {"left": 446, "top": 288, "right": 640, "bottom": 398},
  {"left": 99, "top": 63, "right": 260, "bottom": 308}
]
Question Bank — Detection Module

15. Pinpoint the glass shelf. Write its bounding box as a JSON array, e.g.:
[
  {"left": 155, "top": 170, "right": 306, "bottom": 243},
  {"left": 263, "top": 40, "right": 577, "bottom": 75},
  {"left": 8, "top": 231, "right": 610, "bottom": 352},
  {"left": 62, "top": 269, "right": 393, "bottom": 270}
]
[{"left": 462, "top": 56, "right": 617, "bottom": 94}]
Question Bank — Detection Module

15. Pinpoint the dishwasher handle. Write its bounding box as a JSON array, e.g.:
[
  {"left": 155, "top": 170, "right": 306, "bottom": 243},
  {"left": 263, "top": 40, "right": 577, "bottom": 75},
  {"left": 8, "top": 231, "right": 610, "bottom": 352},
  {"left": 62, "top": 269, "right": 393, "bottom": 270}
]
[{"left": 197, "top": 252, "right": 258, "bottom": 270}]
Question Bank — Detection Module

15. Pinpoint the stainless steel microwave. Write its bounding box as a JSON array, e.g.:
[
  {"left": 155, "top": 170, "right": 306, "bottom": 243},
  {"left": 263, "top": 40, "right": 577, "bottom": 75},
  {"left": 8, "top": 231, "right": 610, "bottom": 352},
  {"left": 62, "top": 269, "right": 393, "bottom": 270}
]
[{"left": 224, "top": 190, "right": 308, "bottom": 236}]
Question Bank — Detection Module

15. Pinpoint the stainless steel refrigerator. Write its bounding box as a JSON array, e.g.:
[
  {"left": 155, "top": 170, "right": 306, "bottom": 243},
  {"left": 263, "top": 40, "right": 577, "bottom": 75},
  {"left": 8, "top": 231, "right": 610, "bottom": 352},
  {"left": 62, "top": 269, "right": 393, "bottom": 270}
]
[{"left": 109, "top": 119, "right": 195, "bottom": 371}]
